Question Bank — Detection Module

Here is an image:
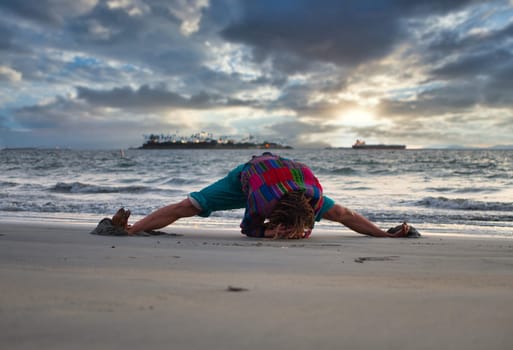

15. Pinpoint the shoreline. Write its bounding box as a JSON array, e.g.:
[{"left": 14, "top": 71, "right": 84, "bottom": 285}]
[
  {"left": 2, "top": 222, "right": 513, "bottom": 349},
  {"left": 1, "top": 213, "right": 512, "bottom": 239}
]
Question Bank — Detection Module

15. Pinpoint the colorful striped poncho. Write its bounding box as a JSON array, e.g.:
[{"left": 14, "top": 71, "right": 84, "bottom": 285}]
[{"left": 239, "top": 154, "right": 324, "bottom": 237}]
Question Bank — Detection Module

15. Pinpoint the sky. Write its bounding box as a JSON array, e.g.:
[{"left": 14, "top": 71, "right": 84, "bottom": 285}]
[{"left": 1, "top": 0, "right": 513, "bottom": 149}]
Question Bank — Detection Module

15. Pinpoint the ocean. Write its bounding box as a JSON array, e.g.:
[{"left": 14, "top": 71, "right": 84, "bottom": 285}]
[{"left": 1, "top": 148, "right": 512, "bottom": 237}]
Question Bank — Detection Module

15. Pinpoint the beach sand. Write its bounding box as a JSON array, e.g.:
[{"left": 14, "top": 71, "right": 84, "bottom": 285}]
[{"left": 1, "top": 222, "right": 512, "bottom": 350}]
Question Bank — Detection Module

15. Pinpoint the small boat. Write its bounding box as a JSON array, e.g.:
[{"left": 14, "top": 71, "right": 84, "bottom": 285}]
[{"left": 352, "top": 139, "right": 406, "bottom": 150}]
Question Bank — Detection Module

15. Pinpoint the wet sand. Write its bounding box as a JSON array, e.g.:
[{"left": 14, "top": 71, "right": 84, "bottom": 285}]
[{"left": 1, "top": 222, "right": 513, "bottom": 349}]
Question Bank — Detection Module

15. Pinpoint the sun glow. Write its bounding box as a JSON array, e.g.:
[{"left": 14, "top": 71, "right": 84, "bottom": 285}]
[{"left": 338, "top": 109, "right": 378, "bottom": 127}]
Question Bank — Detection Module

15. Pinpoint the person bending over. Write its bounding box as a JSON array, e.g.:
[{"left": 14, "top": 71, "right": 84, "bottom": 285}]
[{"left": 127, "top": 153, "right": 409, "bottom": 238}]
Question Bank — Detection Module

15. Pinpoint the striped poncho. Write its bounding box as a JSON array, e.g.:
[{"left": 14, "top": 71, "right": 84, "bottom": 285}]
[{"left": 239, "top": 154, "right": 324, "bottom": 237}]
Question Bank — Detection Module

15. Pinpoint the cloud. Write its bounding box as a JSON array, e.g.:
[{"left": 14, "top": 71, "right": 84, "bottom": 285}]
[
  {"left": 221, "top": 1, "right": 398, "bottom": 67},
  {"left": 268, "top": 120, "right": 342, "bottom": 147},
  {"left": 12, "top": 97, "right": 92, "bottom": 129},
  {"left": 423, "top": 18, "right": 513, "bottom": 109},
  {"left": 378, "top": 83, "right": 479, "bottom": 118},
  {"left": 58, "top": 2, "right": 213, "bottom": 77},
  {"left": 167, "top": 0, "right": 209, "bottom": 35},
  {"left": 67, "top": 2, "right": 152, "bottom": 44},
  {"left": 105, "top": 0, "right": 151, "bottom": 17},
  {"left": 6, "top": 90, "right": 294, "bottom": 148},
  {"left": 221, "top": 0, "right": 479, "bottom": 68},
  {"left": 75, "top": 84, "right": 259, "bottom": 111},
  {"left": 0, "top": 23, "right": 16, "bottom": 51},
  {"left": 431, "top": 49, "right": 512, "bottom": 79},
  {"left": 433, "top": 52, "right": 513, "bottom": 108},
  {"left": 0, "top": 0, "right": 98, "bottom": 25},
  {"left": 366, "top": 1, "right": 513, "bottom": 139},
  {"left": 6, "top": 94, "right": 184, "bottom": 148},
  {"left": 426, "top": 14, "right": 513, "bottom": 56},
  {"left": 0, "top": 66, "right": 22, "bottom": 82}
]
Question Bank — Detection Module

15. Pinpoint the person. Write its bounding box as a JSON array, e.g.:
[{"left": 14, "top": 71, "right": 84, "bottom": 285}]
[{"left": 127, "top": 153, "right": 409, "bottom": 238}]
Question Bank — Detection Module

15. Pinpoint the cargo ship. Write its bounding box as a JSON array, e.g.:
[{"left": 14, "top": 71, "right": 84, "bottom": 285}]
[
  {"left": 139, "top": 132, "right": 292, "bottom": 150},
  {"left": 352, "top": 139, "right": 406, "bottom": 150}
]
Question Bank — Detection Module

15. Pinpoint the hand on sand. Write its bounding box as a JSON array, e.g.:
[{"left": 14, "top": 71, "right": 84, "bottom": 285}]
[
  {"left": 111, "top": 208, "right": 131, "bottom": 231},
  {"left": 387, "top": 222, "right": 410, "bottom": 238}
]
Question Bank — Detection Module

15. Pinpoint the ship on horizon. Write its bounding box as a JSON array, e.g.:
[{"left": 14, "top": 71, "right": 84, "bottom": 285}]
[{"left": 352, "top": 139, "right": 406, "bottom": 150}]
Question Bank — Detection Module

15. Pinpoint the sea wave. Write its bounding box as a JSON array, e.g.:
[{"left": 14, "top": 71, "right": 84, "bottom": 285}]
[
  {"left": 317, "top": 166, "right": 359, "bottom": 175},
  {"left": 414, "top": 196, "right": 513, "bottom": 211},
  {"left": 357, "top": 208, "right": 513, "bottom": 225},
  {"left": 345, "top": 186, "right": 372, "bottom": 191},
  {"left": 0, "top": 201, "right": 105, "bottom": 213},
  {"left": 426, "top": 187, "right": 500, "bottom": 194},
  {"left": 0, "top": 180, "right": 18, "bottom": 187},
  {"left": 163, "top": 177, "right": 199, "bottom": 185},
  {"left": 51, "top": 182, "right": 152, "bottom": 194}
]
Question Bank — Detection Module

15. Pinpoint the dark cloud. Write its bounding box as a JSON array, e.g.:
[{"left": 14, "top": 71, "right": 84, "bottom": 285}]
[
  {"left": 0, "top": 1, "right": 207, "bottom": 79},
  {"left": 427, "top": 40, "right": 513, "bottom": 108},
  {"left": 384, "top": 47, "right": 513, "bottom": 116},
  {"left": 0, "top": 0, "right": 63, "bottom": 25},
  {"left": 395, "top": 0, "right": 480, "bottom": 14},
  {"left": 0, "top": 23, "right": 15, "bottom": 51},
  {"left": 427, "top": 18, "right": 513, "bottom": 58},
  {"left": 77, "top": 85, "right": 202, "bottom": 110},
  {"left": 67, "top": 3, "right": 147, "bottom": 45},
  {"left": 7, "top": 95, "right": 185, "bottom": 148},
  {"left": 431, "top": 49, "right": 512, "bottom": 80},
  {"left": 221, "top": 0, "right": 478, "bottom": 67},
  {"left": 12, "top": 97, "right": 88, "bottom": 129},
  {"left": 76, "top": 84, "right": 256, "bottom": 110},
  {"left": 63, "top": 2, "right": 208, "bottom": 76},
  {"left": 378, "top": 83, "right": 481, "bottom": 118},
  {"left": 381, "top": 5, "right": 513, "bottom": 121},
  {"left": 488, "top": 61, "right": 513, "bottom": 90},
  {"left": 426, "top": 19, "right": 513, "bottom": 80},
  {"left": 221, "top": 1, "right": 400, "bottom": 67},
  {"left": 264, "top": 52, "right": 314, "bottom": 75},
  {"left": 419, "top": 6, "right": 513, "bottom": 110},
  {"left": 189, "top": 68, "right": 287, "bottom": 95},
  {"left": 457, "top": 54, "right": 513, "bottom": 109},
  {"left": 0, "top": 0, "right": 98, "bottom": 27},
  {"left": 483, "top": 65, "right": 513, "bottom": 106}
]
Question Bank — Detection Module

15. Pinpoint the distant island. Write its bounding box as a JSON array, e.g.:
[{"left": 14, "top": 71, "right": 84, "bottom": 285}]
[{"left": 138, "top": 132, "right": 292, "bottom": 150}]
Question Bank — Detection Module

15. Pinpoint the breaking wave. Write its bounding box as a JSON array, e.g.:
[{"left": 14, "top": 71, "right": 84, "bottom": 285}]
[
  {"left": 51, "top": 182, "right": 152, "bottom": 194},
  {"left": 426, "top": 187, "right": 500, "bottom": 194},
  {"left": 414, "top": 196, "right": 513, "bottom": 212}
]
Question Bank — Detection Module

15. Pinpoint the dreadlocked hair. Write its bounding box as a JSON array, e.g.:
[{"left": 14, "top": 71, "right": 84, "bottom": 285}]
[{"left": 266, "top": 190, "right": 315, "bottom": 239}]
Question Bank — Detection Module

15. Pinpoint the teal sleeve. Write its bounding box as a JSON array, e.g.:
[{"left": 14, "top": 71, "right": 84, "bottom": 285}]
[{"left": 316, "top": 195, "right": 335, "bottom": 221}]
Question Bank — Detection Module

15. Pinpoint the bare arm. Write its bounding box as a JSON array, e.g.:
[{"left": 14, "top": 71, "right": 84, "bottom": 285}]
[
  {"left": 322, "top": 204, "right": 408, "bottom": 238},
  {"left": 127, "top": 198, "right": 200, "bottom": 234}
]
